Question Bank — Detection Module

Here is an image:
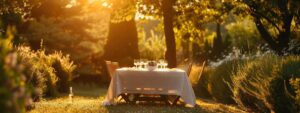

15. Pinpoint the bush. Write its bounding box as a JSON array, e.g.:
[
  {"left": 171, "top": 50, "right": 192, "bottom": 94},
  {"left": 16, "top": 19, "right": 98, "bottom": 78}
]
[
  {"left": 17, "top": 46, "right": 58, "bottom": 99},
  {"left": 17, "top": 45, "right": 76, "bottom": 100},
  {"left": 207, "top": 59, "right": 245, "bottom": 104},
  {"left": 0, "top": 27, "right": 32, "bottom": 113},
  {"left": 231, "top": 54, "right": 300, "bottom": 113},
  {"left": 290, "top": 78, "right": 300, "bottom": 107},
  {"left": 50, "top": 52, "right": 76, "bottom": 93},
  {"left": 193, "top": 67, "right": 213, "bottom": 99},
  {"left": 225, "top": 16, "right": 262, "bottom": 53},
  {"left": 138, "top": 30, "right": 166, "bottom": 60}
]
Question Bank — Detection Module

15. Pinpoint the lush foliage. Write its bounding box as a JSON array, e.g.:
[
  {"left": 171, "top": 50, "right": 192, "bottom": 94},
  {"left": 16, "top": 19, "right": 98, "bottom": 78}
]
[
  {"left": 138, "top": 21, "right": 166, "bottom": 60},
  {"left": 207, "top": 59, "right": 244, "bottom": 104},
  {"left": 1, "top": 0, "right": 300, "bottom": 112},
  {"left": 226, "top": 0, "right": 300, "bottom": 54},
  {"left": 17, "top": 45, "right": 76, "bottom": 100},
  {"left": 225, "top": 16, "right": 262, "bottom": 53},
  {"left": 193, "top": 53, "right": 300, "bottom": 112},
  {"left": 230, "top": 55, "right": 300, "bottom": 112},
  {"left": 51, "top": 52, "right": 76, "bottom": 93},
  {"left": 0, "top": 25, "right": 75, "bottom": 112},
  {"left": 290, "top": 78, "right": 300, "bottom": 106},
  {"left": 0, "top": 27, "right": 32, "bottom": 113},
  {"left": 24, "top": 1, "right": 108, "bottom": 76},
  {"left": 18, "top": 46, "right": 58, "bottom": 98}
]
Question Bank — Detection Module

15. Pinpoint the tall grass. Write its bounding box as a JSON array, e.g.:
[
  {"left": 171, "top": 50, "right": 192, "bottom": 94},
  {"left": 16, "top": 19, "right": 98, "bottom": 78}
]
[{"left": 231, "top": 54, "right": 300, "bottom": 112}]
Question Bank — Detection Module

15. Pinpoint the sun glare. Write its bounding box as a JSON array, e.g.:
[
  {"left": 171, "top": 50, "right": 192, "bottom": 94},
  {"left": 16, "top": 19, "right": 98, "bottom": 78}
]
[
  {"left": 102, "top": 1, "right": 111, "bottom": 8},
  {"left": 66, "top": 0, "right": 77, "bottom": 8},
  {"left": 135, "top": 12, "right": 154, "bottom": 20}
]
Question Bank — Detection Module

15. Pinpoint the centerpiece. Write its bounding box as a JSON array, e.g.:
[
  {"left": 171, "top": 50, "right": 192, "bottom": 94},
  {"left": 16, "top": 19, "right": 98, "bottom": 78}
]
[{"left": 147, "top": 61, "right": 157, "bottom": 71}]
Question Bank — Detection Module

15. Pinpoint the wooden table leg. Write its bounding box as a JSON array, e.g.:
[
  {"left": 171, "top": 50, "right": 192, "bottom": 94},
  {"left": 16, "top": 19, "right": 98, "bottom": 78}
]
[
  {"left": 120, "top": 94, "right": 130, "bottom": 103},
  {"left": 172, "top": 96, "right": 180, "bottom": 105},
  {"left": 160, "top": 95, "right": 171, "bottom": 105}
]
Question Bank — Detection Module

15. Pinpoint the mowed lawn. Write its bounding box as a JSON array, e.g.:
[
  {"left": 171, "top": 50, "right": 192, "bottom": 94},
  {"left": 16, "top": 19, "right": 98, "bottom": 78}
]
[{"left": 28, "top": 85, "right": 245, "bottom": 113}]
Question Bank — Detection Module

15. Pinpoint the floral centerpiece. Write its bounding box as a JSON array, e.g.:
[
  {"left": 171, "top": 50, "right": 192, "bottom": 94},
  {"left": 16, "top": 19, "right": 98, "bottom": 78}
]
[{"left": 147, "top": 61, "right": 157, "bottom": 71}]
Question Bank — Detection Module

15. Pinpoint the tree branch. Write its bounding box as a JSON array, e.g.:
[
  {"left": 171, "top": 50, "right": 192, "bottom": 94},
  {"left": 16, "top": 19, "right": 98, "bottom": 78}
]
[
  {"left": 248, "top": 7, "right": 281, "bottom": 32},
  {"left": 254, "top": 17, "right": 280, "bottom": 52}
]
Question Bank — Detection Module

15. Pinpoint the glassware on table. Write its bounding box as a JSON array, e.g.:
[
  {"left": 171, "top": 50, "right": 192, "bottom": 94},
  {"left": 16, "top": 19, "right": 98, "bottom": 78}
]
[
  {"left": 140, "top": 59, "right": 144, "bottom": 69},
  {"left": 144, "top": 60, "right": 149, "bottom": 69},
  {"left": 158, "top": 59, "right": 163, "bottom": 69},
  {"left": 157, "top": 61, "right": 161, "bottom": 69},
  {"left": 134, "top": 59, "right": 138, "bottom": 68},
  {"left": 164, "top": 62, "right": 168, "bottom": 69},
  {"left": 163, "top": 61, "right": 167, "bottom": 69},
  {"left": 139, "top": 59, "right": 146, "bottom": 69},
  {"left": 159, "top": 59, "right": 168, "bottom": 69},
  {"left": 137, "top": 59, "right": 142, "bottom": 69}
]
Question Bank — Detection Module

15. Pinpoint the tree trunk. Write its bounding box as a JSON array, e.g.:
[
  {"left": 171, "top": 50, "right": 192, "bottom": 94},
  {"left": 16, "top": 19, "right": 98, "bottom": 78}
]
[
  {"left": 254, "top": 15, "right": 293, "bottom": 55},
  {"left": 212, "top": 22, "right": 223, "bottom": 60},
  {"left": 254, "top": 17, "right": 280, "bottom": 52},
  {"left": 249, "top": 0, "right": 294, "bottom": 55},
  {"left": 162, "top": 0, "right": 177, "bottom": 68},
  {"left": 277, "top": 14, "right": 293, "bottom": 52},
  {"left": 182, "top": 33, "right": 190, "bottom": 61},
  {"left": 103, "top": 18, "right": 139, "bottom": 66}
]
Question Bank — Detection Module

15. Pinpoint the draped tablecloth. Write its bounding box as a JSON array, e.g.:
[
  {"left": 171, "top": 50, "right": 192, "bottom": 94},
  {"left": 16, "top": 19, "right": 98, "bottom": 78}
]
[{"left": 102, "top": 68, "right": 196, "bottom": 107}]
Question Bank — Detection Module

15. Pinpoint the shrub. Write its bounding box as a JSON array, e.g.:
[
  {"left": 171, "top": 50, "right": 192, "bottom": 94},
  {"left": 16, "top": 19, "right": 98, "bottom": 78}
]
[
  {"left": 231, "top": 54, "right": 300, "bottom": 112},
  {"left": 193, "top": 67, "right": 213, "bottom": 99},
  {"left": 290, "top": 78, "right": 300, "bottom": 107},
  {"left": 17, "top": 46, "right": 58, "bottom": 99},
  {"left": 17, "top": 45, "right": 76, "bottom": 100},
  {"left": 138, "top": 30, "right": 166, "bottom": 60},
  {"left": 0, "top": 27, "right": 32, "bottom": 113},
  {"left": 207, "top": 59, "right": 245, "bottom": 104},
  {"left": 225, "top": 16, "right": 262, "bottom": 53},
  {"left": 50, "top": 52, "right": 76, "bottom": 93}
]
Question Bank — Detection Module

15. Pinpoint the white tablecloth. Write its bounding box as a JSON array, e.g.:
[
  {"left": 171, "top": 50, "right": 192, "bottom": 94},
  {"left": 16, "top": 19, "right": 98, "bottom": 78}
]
[{"left": 103, "top": 68, "right": 196, "bottom": 107}]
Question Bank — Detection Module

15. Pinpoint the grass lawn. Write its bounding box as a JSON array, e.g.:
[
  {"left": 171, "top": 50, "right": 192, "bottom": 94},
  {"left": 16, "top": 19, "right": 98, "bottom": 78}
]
[{"left": 28, "top": 84, "right": 245, "bottom": 113}]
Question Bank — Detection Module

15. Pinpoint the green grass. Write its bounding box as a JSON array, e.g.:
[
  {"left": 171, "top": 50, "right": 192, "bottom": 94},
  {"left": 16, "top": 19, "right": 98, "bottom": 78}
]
[{"left": 28, "top": 85, "right": 245, "bottom": 113}]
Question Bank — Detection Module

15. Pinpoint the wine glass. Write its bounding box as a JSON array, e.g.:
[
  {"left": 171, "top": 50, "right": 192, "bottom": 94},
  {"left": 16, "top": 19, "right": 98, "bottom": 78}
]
[
  {"left": 140, "top": 59, "right": 147, "bottom": 69},
  {"left": 158, "top": 59, "right": 163, "bottom": 69},
  {"left": 144, "top": 59, "right": 149, "bottom": 68},
  {"left": 165, "top": 62, "right": 168, "bottom": 69},
  {"left": 137, "top": 59, "right": 142, "bottom": 69},
  {"left": 163, "top": 60, "right": 168, "bottom": 69},
  {"left": 134, "top": 59, "right": 138, "bottom": 68}
]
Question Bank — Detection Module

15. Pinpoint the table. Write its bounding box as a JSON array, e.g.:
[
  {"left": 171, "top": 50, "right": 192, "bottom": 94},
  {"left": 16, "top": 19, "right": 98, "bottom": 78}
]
[{"left": 102, "top": 68, "right": 196, "bottom": 107}]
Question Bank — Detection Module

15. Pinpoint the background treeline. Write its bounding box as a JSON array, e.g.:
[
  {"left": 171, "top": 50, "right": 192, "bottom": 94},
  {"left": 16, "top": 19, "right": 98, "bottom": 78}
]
[
  {"left": 1, "top": 0, "right": 300, "bottom": 83},
  {"left": 1, "top": 0, "right": 300, "bottom": 112}
]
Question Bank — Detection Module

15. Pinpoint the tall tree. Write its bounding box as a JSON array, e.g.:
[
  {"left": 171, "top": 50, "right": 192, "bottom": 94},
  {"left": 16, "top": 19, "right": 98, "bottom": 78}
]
[
  {"left": 162, "top": 0, "right": 177, "bottom": 68},
  {"left": 137, "top": 0, "right": 177, "bottom": 67},
  {"left": 228, "top": 0, "right": 300, "bottom": 54},
  {"left": 0, "top": 0, "right": 43, "bottom": 42},
  {"left": 174, "top": 0, "right": 232, "bottom": 61},
  {"left": 103, "top": 19, "right": 139, "bottom": 66},
  {"left": 103, "top": 0, "right": 139, "bottom": 66}
]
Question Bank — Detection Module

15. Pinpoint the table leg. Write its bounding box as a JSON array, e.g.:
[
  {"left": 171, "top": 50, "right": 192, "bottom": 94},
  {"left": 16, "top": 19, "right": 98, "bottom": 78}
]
[
  {"left": 172, "top": 96, "right": 180, "bottom": 105},
  {"left": 120, "top": 94, "right": 130, "bottom": 103}
]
